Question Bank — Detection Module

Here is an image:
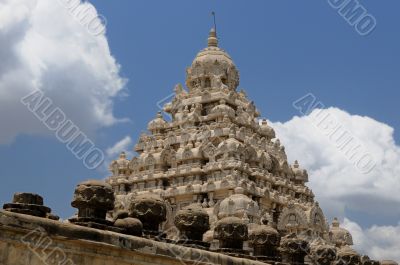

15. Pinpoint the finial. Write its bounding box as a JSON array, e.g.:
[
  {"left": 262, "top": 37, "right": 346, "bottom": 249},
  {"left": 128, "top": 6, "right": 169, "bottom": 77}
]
[
  {"left": 211, "top": 11, "right": 217, "bottom": 33},
  {"left": 208, "top": 27, "right": 218, "bottom": 47},
  {"left": 332, "top": 217, "right": 340, "bottom": 227},
  {"left": 208, "top": 12, "right": 218, "bottom": 47}
]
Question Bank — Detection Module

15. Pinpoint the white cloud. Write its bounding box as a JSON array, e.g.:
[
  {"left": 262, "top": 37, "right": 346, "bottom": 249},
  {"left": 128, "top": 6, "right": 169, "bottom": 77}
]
[
  {"left": 270, "top": 107, "right": 400, "bottom": 261},
  {"left": 106, "top": 136, "right": 132, "bottom": 158},
  {"left": 270, "top": 107, "right": 400, "bottom": 220},
  {"left": 102, "top": 135, "right": 133, "bottom": 177},
  {"left": 343, "top": 218, "right": 400, "bottom": 262},
  {"left": 0, "top": 0, "right": 127, "bottom": 144}
]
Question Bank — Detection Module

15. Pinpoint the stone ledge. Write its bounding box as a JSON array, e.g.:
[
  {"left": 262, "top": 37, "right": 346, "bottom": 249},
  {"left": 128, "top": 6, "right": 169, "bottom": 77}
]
[{"left": 0, "top": 210, "right": 269, "bottom": 265}]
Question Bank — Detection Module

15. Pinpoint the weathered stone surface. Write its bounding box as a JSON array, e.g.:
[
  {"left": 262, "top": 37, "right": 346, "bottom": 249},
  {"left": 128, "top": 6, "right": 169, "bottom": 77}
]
[
  {"left": 174, "top": 203, "right": 209, "bottom": 241},
  {"left": 13, "top": 192, "right": 43, "bottom": 205},
  {"left": 330, "top": 217, "right": 354, "bottom": 247},
  {"left": 70, "top": 180, "right": 117, "bottom": 231},
  {"left": 280, "top": 233, "right": 310, "bottom": 264},
  {"left": 130, "top": 193, "right": 167, "bottom": 235},
  {"left": 214, "top": 216, "right": 248, "bottom": 251},
  {"left": 361, "top": 255, "right": 380, "bottom": 265},
  {"left": 114, "top": 217, "right": 143, "bottom": 237},
  {"left": 114, "top": 210, "right": 130, "bottom": 221},
  {"left": 71, "top": 180, "right": 115, "bottom": 219},
  {"left": 3, "top": 192, "right": 53, "bottom": 218},
  {"left": 309, "top": 242, "right": 337, "bottom": 265},
  {"left": 0, "top": 210, "right": 267, "bottom": 265},
  {"left": 335, "top": 246, "right": 361, "bottom": 265},
  {"left": 249, "top": 224, "right": 280, "bottom": 259}
]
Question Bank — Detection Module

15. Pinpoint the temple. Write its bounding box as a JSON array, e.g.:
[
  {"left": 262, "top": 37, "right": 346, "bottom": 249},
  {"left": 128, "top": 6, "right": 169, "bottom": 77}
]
[{"left": 0, "top": 28, "right": 397, "bottom": 265}]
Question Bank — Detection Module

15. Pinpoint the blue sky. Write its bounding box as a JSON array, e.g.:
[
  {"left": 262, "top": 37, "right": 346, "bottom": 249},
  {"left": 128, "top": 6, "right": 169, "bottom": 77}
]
[{"left": 0, "top": 0, "right": 399, "bottom": 258}]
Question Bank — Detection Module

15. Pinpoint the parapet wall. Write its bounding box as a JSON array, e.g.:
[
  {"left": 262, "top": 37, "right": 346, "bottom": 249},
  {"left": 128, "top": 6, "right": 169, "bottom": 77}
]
[{"left": 0, "top": 210, "right": 268, "bottom": 265}]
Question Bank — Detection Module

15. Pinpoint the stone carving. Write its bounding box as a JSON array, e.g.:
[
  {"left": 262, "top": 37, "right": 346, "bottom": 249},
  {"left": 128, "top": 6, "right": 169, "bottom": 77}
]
[
  {"left": 335, "top": 246, "right": 361, "bottom": 265},
  {"left": 214, "top": 216, "right": 248, "bottom": 253},
  {"left": 309, "top": 238, "right": 337, "bottom": 265},
  {"left": 361, "top": 256, "right": 380, "bottom": 265},
  {"left": 217, "top": 187, "right": 259, "bottom": 223},
  {"left": 330, "top": 218, "right": 354, "bottom": 247},
  {"left": 71, "top": 180, "right": 114, "bottom": 220},
  {"left": 3, "top": 192, "right": 58, "bottom": 220},
  {"left": 174, "top": 203, "right": 210, "bottom": 248},
  {"left": 249, "top": 224, "right": 280, "bottom": 260},
  {"left": 69, "top": 180, "right": 117, "bottom": 231},
  {"left": 129, "top": 193, "right": 167, "bottom": 237},
  {"left": 109, "top": 152, "right": 132, "bottom": 177},
  {"left": 277, "top": 203, "right": 309, "bottom": 233},
  {"left": 279, "top": 233, "right": 310, "bottom": 264}
]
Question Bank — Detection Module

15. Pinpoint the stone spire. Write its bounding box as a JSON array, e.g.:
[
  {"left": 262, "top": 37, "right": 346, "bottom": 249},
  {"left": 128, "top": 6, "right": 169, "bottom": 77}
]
[{"left": 106, "top": 26, "right": 336, "bottom": 257}]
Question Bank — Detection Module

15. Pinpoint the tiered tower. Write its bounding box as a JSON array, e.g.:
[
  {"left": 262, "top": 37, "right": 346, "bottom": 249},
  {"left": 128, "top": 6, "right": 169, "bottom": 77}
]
[{"left": 106, "top": 28, "right": 354, "bottom": 256}]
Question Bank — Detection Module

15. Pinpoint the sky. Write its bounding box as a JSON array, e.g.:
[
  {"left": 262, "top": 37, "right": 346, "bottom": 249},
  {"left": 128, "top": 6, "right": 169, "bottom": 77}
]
[{"left": 0, "top": 0, "right": 399, "bottom": 261}]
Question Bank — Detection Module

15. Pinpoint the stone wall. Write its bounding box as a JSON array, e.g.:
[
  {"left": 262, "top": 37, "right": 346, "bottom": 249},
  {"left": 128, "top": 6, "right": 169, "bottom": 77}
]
[{"left": 0, "top": 210, "right": 268, "bottom": 265}]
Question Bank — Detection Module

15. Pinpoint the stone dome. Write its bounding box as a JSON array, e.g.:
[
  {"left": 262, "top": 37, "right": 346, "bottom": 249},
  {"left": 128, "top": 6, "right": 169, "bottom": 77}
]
[
  {"left": 218, "top": 187, "right": 260, "bottom": 222},
  {"left": 291, "top": 160, "right": 309, "bottom": 183},
  {"left": 330, "top": 218, "right": 353, "bottom": 246},
  {"left": 147, "top": 112, "right": 168, "bottom": 132},
  {"left": 186, "top": 28, "right": 239, "bottom": 92},
  {"left": 259, "top": 119, "right": 275, "bottom": 139}
]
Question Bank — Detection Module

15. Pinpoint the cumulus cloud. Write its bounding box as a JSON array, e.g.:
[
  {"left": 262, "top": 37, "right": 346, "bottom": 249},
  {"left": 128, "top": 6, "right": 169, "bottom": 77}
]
[
  {"left": 271, "top": 107, "right": 400, "bottom": 220},
  {"left": 106, "top": 136, "right": 133, "bottom": 158},
  {"left": 270, "top": 107, "right": 400, "bottom": 261},
  {"left": 343, "top": 218, "right": 400, "bottom": 262},
  {"left": 0, "top": 0, "right": 126, "bottom": 144}
]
